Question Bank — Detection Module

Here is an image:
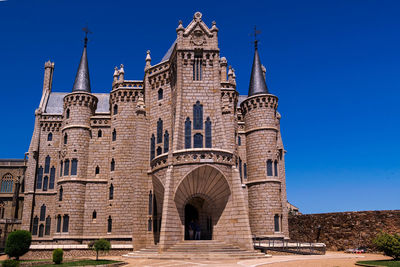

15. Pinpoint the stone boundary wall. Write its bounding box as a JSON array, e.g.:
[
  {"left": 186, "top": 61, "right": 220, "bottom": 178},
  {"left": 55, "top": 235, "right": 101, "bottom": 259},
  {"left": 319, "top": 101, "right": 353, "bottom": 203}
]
[
  {"left": 22, "top": 249, "right": 132, "bottom": 260},
  {"left": 289, "top": 210, "right": 400, "bottom": 251}
]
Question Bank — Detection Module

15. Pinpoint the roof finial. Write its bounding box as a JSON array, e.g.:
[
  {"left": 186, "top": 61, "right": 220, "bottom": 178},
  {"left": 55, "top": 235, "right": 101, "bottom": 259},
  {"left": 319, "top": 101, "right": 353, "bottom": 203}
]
[
  {"left": 253, "top": 25, "right": 261, "bottom": 50},
  {"left": 82, "top": 26, "right": 92, "bottom": 47}
]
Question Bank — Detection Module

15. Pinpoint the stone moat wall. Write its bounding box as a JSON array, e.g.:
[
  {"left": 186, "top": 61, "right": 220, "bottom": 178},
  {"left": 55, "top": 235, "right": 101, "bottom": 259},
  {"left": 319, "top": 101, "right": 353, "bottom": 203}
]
[{"left": 289, "top": 210, "right": 400, "bottom": 251}]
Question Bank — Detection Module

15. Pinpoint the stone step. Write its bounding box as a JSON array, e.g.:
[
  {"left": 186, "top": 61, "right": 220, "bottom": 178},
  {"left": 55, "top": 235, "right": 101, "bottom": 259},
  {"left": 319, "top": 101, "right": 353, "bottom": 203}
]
[{"left": 122, "top": 240, "right": 270, "bottom": 260}]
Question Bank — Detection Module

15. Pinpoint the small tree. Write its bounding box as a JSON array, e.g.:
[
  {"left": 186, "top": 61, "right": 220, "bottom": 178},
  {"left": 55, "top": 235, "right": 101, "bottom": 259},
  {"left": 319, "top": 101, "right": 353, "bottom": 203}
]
[
  {"left": 373, "top": 232, "right": 400, "bottom": 260},
  {"left": 2, "top": 260, "right": 19, "bottom": 267},
  {"left": 93, "top": 239, "right": 111, "bottom": 261},
  {"left": 52, "top": 248, "right": 63, "bottom": 264},
  {"left": 5, "top": 230, "right": 32, "bottom": 260}
]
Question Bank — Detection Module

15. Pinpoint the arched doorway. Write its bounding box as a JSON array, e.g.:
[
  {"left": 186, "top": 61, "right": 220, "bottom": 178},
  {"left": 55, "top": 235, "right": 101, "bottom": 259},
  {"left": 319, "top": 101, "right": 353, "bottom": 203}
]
[{"left": 175, "top": 165, "right": 231, "bottom": 241}]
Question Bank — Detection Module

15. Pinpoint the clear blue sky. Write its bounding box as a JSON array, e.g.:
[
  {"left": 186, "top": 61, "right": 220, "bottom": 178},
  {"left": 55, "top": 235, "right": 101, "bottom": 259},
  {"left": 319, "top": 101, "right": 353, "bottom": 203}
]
[{"left": 0, "top": 0, "right": 399, "bottom": 214}]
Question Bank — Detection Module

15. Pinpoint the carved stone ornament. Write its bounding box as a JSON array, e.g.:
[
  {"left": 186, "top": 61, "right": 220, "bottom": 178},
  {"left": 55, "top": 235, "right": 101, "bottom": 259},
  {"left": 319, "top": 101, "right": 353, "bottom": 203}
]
[{"left": 191, "top": 30, "right": 206, "bottom": 46}]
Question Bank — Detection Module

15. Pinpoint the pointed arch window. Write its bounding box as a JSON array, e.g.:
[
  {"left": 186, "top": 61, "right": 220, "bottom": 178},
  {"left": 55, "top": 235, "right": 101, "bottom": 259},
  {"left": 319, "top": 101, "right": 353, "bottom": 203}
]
[
  {"left": 267, "top": 160, "right": 273, "bottom": 176},
  {"left": 64, "top": 159, "right": 70, "bottom": 176},
  {"left": 43, "top": 176, "right": 48, "bottom": 191},
  {"left": 47, "top": 132, "right": 53, "bottom": 141},
  {"left": 185, "top": 118, "right": 191, "bottom": 149},
  {"left": 92, "top": 210, "right": 97, "bottom": 220},
  {"left": 36, "top": 167, "right": 43, "bottom": 189},
  {"left": 56, "top": 215, "right": 61, "bottom": 232},
  {"left": 158, "top": 88, "right": 163, "bottom": 100},
  {"left": 274, "top": 160, "right": 278, "bottom": 176},
  {"left": 1, "top": 173, "right": 14, "bottom": 193},
  {"left": 193, "top": 133, "right": 203, "bottom": 148},
  {"left": 71, "top": 159, "right": 78, "bottom": 176},
  {"left": 45, "top": 216, "right": 51, "bottom": 235},
  {"left": 95, "top": 166, "right": 100, "bottom": 175},
  {"left": 112, "top": 129, "right": 117, "bottom": 141},
  {"left": 66, "top": 109, "right": 70, "bottom": 119},
  {"left": 98, "top": 130, "right": 102, "bottom": 138},
  {"left": 110, "top": 159, "right": 115, "bottom": 172},
  {"left": 113, "top": 104, "right": 118, "bottom": 115},
  {"left": 45, "top": 155, "right": 51, "bottom": 173},
  {"left": 49, "top": 167, "right": 55, "bottom": 189},
  {"left": 38, "top": 224, "right": 44, "bottom": 237},
  {"left": 205, "top": 117, "right": 212, "bottom": 148},
  {"left": 59, "top": 186, "right": 63, "bottom": 201},
  {"left": 40, "top": 204, "right": 46, "bottom": 221},
  {"left": 109, "top": 184, "right": 114, "bottom": 200},
  {"left": 62, "top": 215, "right": 69, "bottom": 232},
  {"left": 244, "top": 163, "right": 247, "bottom": 179},
  {"left": 107, "top": 216, "right": 112, "bottom": 233},
  {"left": 64, "top": 134, "right": 68, "bottom": 145},
  {"left": 150, "top": 134, "right": 155, "bottom": 161},
  {"left": 157, "top": 119, "right": 163, "bottom": 143},
  {"left": 238, "top": 136, "right": 241, "bottom": 146},
  {"left": 164, "top": 131, "right": 169, "bottom": 153},
  {"left": 193, "top": 101, "right": 203, "bottom": 130},
  {"left": 32, "top": 216, "right": 39, "bottom": 235}
]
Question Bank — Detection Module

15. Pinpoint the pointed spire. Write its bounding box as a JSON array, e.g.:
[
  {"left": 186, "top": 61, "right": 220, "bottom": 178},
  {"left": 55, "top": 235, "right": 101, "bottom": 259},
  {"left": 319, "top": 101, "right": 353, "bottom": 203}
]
[
  {"left": 248, "top": 28, "right": 269, "bottom": 96},
  {"left": 72, "top": 29, "right": 91, "bottom": 93}
]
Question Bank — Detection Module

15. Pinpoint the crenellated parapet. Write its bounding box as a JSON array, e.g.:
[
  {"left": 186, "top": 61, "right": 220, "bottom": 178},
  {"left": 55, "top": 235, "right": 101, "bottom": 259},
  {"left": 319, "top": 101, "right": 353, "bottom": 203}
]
[
  {"left": 240, "top": 94, "right": 278, "bottom": 116},
  {"left": 110, "top": 88, "right": 143, "bottom": 104},
  {"left": 63, "top": 92, "right": 98, "bottom": 112}
]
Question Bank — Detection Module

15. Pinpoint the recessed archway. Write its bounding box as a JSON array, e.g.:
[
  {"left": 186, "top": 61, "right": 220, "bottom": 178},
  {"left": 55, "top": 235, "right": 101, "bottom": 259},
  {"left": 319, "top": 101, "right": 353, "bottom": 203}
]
[{"left": 174, "top": 165, "right": 231, "bottom": 241}]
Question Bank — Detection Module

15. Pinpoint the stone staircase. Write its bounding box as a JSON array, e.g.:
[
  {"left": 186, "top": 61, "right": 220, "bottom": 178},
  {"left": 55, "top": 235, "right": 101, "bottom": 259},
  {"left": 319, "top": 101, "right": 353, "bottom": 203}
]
[{"left": 123, "top": 240, "right": 271, "bottom": 260}]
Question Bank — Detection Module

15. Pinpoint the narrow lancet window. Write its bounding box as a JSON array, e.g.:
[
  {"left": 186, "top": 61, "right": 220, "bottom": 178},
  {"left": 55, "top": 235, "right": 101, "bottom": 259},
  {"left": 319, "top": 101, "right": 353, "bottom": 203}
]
[
  {"left": 109, "top": 184, "right": 114, "bottom": 200},
  {"left": 112, "top": 129, "right": 117, "bottom": 141},
  {"left": 113, "top": 104, "right": 118, "bottom": 115},
  {"left": 45, "top": 156, "right": 51, "bottom": 173},
  {"left": 164, "top": 131, "right": 169, "bottom": 153},
  {"left": 274, "top": 160, "right": 278, "bottom": 176},
  {"left": 62, "top": 215, "right": 69, "bottom": 232},
  {"left": 267, "top": 160, "right": 273, "bottom": 176},
  {"left": 110, "top": 159, "right": 115, "bottom": 172},
  {"left": 158, "top": 88, "right": 163, "bottom": 100},
  {"left": 49, "top": 167, "right": 55, "bottom": 189},
  {"left": 193, "top": 101, "right": 203, "bottom": 130},
  {"left": 157, "top": 119, "right": 163, "bottom": 143},
  {"left": 71, "top": 159, "right": 78, "bottom": 176},
  {"left": 150, "top": 134, "right": 155, "bottom": 160},
  {"left": 37, "top": 167, "right": 43, "bottom": 189},
  {"left": 108, "top": 216, "right": 112, "bottom": 233},
  {"left": 205, "top": 117, "right": 212, "bottom": 148},
  {"left": 185, "top": 118, "right": 191, "bottom": 149},
  {"left": 64, "top": 159, "right": 70, "bottom": 176},
  {"left": 47, "top": 132, "right": 53, "bottom": 141}
]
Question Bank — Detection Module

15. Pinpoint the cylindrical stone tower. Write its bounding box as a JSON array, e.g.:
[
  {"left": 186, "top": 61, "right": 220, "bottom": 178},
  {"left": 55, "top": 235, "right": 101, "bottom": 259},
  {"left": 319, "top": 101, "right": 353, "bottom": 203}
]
[
  {"left": 57, "top": 38, "right": 98, "bottom": 239},
  {"left": 241, "top": 42, "right": 289, "bottom": 237}
]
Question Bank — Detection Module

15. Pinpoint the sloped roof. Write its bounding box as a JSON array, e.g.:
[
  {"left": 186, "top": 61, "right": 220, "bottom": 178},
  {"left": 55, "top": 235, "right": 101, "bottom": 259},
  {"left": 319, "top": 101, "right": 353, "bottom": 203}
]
[
  {"left": 160, "top": 40, "right": 177, "bottom": 63},
  {"left": 44, "top": 92, "right": 110, "bottom": 114}
]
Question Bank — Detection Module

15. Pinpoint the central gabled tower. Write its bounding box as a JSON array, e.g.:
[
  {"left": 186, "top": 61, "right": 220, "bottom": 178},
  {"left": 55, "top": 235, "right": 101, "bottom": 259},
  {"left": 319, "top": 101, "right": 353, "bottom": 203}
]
[{"left": 170, "top": 12, "right": 230, "bottom": 151}]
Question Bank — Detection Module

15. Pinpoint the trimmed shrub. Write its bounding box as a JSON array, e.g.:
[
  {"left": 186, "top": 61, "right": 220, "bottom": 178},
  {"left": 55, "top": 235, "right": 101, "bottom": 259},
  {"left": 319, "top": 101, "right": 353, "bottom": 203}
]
[
  {"left": 93, "top": 239, "right": 111, "bottom": 260},
  {"left": 5, "top": 230, "right": 32, "bottom": 260},
  {"left": 2, "top": 260, "right": 19, "bottom": 267},
  {"left": 373, "top": 232, "right": 400, "bottom": 260},
  {"left": 52, "top": 248, "right": 63, "bottom": 264}
]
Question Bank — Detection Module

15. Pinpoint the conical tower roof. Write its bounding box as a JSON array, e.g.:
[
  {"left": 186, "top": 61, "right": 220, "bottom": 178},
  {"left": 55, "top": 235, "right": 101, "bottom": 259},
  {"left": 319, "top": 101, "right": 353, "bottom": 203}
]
[
  {"left": 248, "top": 41, "right": 268, "bottom": 96},
  {"left": 72, "top": 37, "right": 91, "bottom": 92}
]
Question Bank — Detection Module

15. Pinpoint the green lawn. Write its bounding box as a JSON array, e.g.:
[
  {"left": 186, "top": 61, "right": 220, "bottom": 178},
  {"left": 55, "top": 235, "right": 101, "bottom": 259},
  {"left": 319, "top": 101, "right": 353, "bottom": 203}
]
[
  {"left": 33, "top": 260, "right": 121, "bottom": 267},
  {"left": 356, "top": 260, "right": 400, "bottom": 267}
]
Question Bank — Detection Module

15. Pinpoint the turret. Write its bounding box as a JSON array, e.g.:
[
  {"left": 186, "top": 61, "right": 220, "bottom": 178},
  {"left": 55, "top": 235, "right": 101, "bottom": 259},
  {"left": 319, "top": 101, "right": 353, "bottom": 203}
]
[
  {"left": 241, "top": 41, "right": 288, "bottom": 237},
  {"left": 58, "top": 34, "right": 97, "bottom": 238}
]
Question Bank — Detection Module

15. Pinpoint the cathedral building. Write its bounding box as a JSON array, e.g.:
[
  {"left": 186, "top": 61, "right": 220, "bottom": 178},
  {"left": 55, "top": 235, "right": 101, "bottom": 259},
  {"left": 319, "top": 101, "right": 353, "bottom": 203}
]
[{"left": 21, "top": 12, "right": 289, "bottom": 252}]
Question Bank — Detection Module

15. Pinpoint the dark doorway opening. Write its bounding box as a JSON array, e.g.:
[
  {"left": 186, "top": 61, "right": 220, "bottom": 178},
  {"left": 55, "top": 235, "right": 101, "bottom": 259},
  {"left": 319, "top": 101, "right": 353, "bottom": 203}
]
[{"left": 184, "top": 197, "right": 212, "bottom": 240}]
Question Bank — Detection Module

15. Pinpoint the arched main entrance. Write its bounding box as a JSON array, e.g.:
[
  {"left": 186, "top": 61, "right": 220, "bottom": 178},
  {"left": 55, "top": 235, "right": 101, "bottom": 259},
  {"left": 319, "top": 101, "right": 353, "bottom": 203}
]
[{"left": 175, "top": 165, "right": 231, "bottom": 241}]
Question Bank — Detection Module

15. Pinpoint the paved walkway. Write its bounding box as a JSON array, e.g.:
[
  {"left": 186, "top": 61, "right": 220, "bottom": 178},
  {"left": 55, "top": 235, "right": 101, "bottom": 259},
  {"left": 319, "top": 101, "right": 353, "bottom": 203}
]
[{"left": 103, "top": 252, "right": 390, "bottom": 267}]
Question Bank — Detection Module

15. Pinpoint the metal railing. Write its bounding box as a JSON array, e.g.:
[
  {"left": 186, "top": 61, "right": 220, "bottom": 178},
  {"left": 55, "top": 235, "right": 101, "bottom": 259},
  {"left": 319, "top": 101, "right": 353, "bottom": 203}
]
[{"left": 252, "top": 236, "right": 326, "bottom": 255}]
